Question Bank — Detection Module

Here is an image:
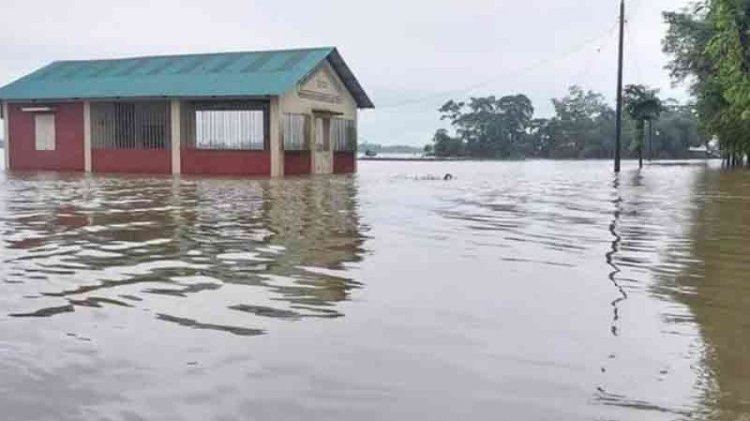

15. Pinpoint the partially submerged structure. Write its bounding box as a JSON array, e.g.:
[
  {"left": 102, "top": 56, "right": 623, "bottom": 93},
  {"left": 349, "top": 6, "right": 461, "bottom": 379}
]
[{"left": 0, "top": 47, "right": 373, "bottom": 176}]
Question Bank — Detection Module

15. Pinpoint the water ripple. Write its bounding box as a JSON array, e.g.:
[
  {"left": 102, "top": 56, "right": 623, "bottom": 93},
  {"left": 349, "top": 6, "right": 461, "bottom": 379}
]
[{"left": 1, "top": 160, "right": 749, "bottom": 420}]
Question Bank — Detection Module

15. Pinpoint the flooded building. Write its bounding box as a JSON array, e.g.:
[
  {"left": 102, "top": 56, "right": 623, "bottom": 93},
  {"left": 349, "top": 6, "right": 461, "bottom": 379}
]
[{"left": 0, "top": 47, "right": 373, "bottom": 176}]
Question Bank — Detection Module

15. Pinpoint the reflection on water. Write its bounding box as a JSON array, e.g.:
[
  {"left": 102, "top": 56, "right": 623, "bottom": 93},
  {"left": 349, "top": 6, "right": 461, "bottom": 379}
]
[
  {"left": 1, "top": 158, "right": 749, "bottom": 420},
  {"left": 1, "top": 174, "right": 365, "bottom": 334},
  {"left": 606, "top": 175, "right": 627, "bottom": 337}
]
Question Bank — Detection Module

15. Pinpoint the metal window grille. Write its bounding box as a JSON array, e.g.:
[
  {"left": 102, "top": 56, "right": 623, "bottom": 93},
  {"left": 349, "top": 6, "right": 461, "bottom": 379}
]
[
  {"left": 180, "top": 101, "right": 267, "bottom": 151},
  {"left": 331, "top": 118, "right": 356, "bottom": 152},
  {"left": 91, "top": 101, "right": 170, "bottom": 149},
  {"left": 283, "top": 113, "right": 309, "bottom": 150}
]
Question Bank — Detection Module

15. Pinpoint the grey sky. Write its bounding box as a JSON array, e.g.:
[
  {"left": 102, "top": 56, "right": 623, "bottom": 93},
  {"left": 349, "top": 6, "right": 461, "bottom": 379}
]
[{"left": 0, "top": 0, "right": 692, "bottom": 145}]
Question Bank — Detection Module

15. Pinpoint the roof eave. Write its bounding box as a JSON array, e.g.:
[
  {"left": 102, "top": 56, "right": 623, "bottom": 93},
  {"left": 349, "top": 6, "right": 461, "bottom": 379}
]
[
  {"left": 0, "top": 94, "right": 280, "bottom": 102},
  {"left": 327, "top": 48, "right": 374, "bottom": 109}
]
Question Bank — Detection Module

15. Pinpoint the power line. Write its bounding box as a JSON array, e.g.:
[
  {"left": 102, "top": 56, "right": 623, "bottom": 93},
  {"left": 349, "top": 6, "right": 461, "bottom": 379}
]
[
  {"left": 567, "top": 22, "right": 618, "bottom": 90},
  {"left": 624, "top": 20, "right": 643, "bottom": 84},
  {"left": 377, "top": 19, "right": 621, "bottom": 110}
]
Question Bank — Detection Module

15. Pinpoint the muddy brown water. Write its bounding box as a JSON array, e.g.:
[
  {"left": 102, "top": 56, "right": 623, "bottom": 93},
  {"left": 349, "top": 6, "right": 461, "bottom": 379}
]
[{"left": 0, "top": 157, "right": 748, "bottom": 420}]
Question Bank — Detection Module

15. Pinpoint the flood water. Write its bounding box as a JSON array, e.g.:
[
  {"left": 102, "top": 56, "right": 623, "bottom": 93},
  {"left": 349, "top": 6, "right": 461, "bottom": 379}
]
[{"left": 1, "top": 155, "right": 749, "bottom": 420}]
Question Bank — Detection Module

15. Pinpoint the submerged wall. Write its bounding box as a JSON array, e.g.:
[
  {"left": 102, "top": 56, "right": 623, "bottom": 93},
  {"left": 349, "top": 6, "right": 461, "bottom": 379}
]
[
  {"left": 181, "top": 150, "right": 271, "bottom": 176},
  {"left": 7, "top": 102, "right": 85, "bottom": 171},
  {"left": 284, "top": 151, "right": 312, "bottom": 175},
  {"left": 92, "top": 150, "right": 172, "bottom": 174},
  {"left": 333, "top": 152, "right": 356, "bottom": 174}
]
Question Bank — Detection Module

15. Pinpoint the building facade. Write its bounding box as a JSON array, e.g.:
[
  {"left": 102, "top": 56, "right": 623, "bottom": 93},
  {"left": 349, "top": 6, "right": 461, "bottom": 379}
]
[{"left": 0, "top": 47, "right": 373, "bottom": 176}]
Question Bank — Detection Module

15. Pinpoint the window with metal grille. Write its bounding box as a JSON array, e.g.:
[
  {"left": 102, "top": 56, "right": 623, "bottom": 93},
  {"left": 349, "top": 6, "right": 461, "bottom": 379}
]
[
  {"left": 331, "top": 118, "right": 356, "bottom": 152},
  {"left": 91, "top": 102, "right": 170, "bottom": 149},
  {"left": 180, "top": 102, "right": 267, "bottom": 151},
  {"left": 34, "top": 114, "right": 56, "bottom": 151},
  {"left": 283, "top": 114, "right": 309, "bottom": 150}
]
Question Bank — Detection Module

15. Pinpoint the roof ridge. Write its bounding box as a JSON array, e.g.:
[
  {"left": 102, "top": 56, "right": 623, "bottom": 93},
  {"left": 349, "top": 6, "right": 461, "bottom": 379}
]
[{"left": 55, "top": 47, "right": 336, "bottom": 64}]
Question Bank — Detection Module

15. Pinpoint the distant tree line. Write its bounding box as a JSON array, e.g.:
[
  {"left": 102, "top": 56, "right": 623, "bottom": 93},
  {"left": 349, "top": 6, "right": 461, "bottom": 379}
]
[
  {"left": 425, "top": 85, "right": 705, "bottom": 160},
  {"left": 358, "top": 142, "right": 422, "bottom": 156}
]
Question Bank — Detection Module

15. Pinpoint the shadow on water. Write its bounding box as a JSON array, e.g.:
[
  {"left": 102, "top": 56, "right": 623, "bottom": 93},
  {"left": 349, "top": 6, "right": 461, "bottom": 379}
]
[
  {"left": 653, "top": 168, "right": 750, "bottom": 419},
  {"left": 0, "top": 173, "right": 367, "bottom": 336}
]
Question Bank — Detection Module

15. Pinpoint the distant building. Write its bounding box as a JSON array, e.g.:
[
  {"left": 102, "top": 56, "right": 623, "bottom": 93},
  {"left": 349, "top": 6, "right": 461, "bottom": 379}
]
[
  {"left": 688, "top": 137, "right": 721, "bottom": 159},
  {"left": 0, "top": 47, "right": 373, "bottom": 176}
]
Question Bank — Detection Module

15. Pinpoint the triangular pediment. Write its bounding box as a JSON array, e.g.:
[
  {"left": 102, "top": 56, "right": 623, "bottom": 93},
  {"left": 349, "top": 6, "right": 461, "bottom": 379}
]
[{"left": 298, "top": 63, "right": 344, "bottom": 104}]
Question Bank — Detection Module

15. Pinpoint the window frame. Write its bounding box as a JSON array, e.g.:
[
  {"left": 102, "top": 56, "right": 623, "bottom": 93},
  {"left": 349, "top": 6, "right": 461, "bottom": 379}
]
[
  {"left": 194, "top": 109, "right": 266, "bottom": 151},
  {"left": 90, "top": 101, "right": 171, "bottom": 150},
  {"left": 331, "top": 118, "right": 356, "bottom": 152},
  {"left": 283, "top": 113, "right": 310, "bottom": 151},
  {"left": 34, "top": 113, "right": 56, "bottom": 151},
  {"left": 186, "top": 101, "right": 269, "bottom": 151}
]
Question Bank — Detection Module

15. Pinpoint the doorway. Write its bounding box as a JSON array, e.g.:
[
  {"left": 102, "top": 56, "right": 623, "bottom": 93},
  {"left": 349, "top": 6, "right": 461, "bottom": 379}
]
[{"left": 313, "top": 116, "right": 333, "bottom": 174}]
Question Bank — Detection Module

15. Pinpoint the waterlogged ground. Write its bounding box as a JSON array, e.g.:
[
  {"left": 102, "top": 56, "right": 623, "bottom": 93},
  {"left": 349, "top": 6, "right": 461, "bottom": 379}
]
[{"left": 1, "top": 155, "right": 749, "bottom": 420}]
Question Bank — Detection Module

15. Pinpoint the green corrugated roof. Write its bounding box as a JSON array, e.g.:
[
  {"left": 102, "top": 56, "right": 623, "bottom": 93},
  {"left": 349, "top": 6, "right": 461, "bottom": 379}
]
[{"left": 0, "top": 47, "right": 374, "bottom": 108}]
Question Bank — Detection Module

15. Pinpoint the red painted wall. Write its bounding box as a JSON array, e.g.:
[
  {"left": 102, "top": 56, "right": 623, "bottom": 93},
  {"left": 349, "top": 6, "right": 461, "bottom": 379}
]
[
  {"left": 284, "top": 151, "right": 311, "bottom": 175},
  {"left": 92, "top": 150, "right": 171, "bottom": 174},
  {"left": 182, "top": 149, "right": 271, "bottom": 176},
  {"left": 333, "top": 152, "right": 356, "bottom": 174},
  {"left": 8, "top": 102, "right": 84, "bottom": 171}
]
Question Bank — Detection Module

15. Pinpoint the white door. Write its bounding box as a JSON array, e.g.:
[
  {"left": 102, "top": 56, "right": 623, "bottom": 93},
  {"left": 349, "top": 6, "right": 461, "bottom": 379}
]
[{"left": 313, "top": 117, "right": 333, "bottom": 174}]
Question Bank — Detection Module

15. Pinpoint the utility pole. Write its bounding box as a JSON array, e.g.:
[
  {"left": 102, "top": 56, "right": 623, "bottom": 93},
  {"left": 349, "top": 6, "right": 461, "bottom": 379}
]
[{"left": 614, "top": 0, "right": 625, "bottom": 173}]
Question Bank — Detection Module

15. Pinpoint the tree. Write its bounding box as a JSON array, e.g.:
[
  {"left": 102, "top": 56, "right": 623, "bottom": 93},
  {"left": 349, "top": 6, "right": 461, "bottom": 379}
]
[
  {"left": 428, "top": 87, "right": 700, "bottom": 160},
  {"left": 624, "top": 84, "right": 664, "bottom": 167},
  {"left": 663, "top": 0, "right": 750, "bottom": 166},
  {"left": 705, "top": 0, "right": 750, "bottom": 165},
  {"left": 653, "top": 103, "right": 704, "bottom": 158},
  {"left": 437, "top": 94, "right": 534, "bottom": 158},
  {"left": 546, "top": 86, "right": 617, "bottom": 158},
  {"left": 518, "top": 118, "right": 552, "bottom": 157},
  {"left": 431, "top": 128, "right": 464, "bottom": 157}
]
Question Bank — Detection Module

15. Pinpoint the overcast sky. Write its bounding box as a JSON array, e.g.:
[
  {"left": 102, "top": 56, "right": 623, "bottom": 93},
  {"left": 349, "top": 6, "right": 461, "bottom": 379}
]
[{"left": 0, "top": 0, "right": 692, "bottom": 145}]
